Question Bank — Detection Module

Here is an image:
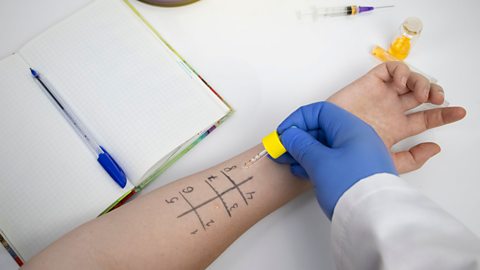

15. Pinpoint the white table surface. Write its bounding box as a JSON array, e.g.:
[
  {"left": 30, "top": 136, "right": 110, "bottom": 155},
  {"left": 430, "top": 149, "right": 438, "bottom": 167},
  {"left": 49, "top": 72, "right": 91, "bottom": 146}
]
[{"left": 1, "top": 0, "right": 479, "bottom": 269}]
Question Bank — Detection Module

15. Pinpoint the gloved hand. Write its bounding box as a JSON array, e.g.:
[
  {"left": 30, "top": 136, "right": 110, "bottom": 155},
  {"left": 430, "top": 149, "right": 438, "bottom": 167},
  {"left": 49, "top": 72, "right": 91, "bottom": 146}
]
[{"left": 277, "top": 102, "right": 397, "bottom": 219}]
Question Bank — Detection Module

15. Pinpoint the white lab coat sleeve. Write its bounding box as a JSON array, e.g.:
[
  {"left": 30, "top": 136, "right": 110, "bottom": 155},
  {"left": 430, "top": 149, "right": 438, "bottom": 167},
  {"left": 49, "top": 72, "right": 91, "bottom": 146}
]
[{"left": 331, "top": 173, "right": 480, "bottom": 270}]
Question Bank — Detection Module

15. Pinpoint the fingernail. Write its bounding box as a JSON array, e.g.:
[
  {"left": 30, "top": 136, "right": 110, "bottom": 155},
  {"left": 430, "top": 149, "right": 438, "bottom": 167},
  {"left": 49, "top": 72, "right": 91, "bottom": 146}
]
[{"left": 401, "top": 77, "right": 407, "bottom": 86}]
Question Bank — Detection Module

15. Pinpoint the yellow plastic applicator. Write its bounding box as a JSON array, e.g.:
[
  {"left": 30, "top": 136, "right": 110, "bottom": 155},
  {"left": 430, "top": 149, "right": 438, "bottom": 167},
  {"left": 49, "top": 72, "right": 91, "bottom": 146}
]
[
  {"left": 262, "top": 131, "right": 287, "bottom": 159},
  {"left": 244, "top": 131, "right": 287, "bottom": 168}
]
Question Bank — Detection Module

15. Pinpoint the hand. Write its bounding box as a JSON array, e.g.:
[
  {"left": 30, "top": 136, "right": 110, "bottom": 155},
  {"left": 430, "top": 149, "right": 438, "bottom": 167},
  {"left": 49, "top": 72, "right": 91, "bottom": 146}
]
[
  {"left": 278, "top": 102, "right": 397, "bottom": 219},
  {"left": 328, "top": 62, "right": 466, "bottom": 173}
]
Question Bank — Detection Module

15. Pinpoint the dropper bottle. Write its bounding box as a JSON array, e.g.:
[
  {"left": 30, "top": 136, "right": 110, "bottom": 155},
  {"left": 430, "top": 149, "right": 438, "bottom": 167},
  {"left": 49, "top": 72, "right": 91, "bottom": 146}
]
[{"left": 244, "top": 131, "right": 286, "bottom": 168}]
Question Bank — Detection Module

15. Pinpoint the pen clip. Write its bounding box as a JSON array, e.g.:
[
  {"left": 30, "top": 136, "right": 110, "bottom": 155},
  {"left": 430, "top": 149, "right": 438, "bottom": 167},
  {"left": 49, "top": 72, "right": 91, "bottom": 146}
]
[{"left": 97, "top": 146, "right": 127, "bottom": 188}]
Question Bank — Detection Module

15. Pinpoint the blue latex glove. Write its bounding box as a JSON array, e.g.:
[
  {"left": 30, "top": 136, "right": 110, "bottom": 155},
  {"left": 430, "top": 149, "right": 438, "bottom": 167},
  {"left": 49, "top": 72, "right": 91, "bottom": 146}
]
[{"left": 276, "top": 102, "right": 397, "bottom": 219}]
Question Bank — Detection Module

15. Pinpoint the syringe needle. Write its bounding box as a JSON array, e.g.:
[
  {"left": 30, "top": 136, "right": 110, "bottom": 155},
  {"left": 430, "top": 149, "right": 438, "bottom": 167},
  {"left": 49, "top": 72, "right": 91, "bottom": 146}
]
[{"left": 374, "top": 5, "right": 395, "bottom": 9}]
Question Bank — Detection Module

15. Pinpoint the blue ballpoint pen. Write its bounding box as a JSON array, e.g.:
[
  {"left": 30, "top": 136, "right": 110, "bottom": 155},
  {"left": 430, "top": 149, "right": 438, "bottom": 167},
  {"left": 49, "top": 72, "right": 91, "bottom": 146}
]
[{"left": 30, "top": 68, "right": 127, "bottom": 188}]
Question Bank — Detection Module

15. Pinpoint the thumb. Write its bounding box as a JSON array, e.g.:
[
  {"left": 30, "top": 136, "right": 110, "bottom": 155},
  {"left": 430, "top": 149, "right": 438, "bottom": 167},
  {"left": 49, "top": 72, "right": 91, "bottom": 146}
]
[{"left": 280, "top": 127, "right": 329, "bottom": 171}]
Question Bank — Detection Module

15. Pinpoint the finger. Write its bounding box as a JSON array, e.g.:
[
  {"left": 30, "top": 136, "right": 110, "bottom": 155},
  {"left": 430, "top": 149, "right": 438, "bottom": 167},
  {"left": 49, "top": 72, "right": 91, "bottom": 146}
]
[
  {"left": 400, "top": 92, "right": 421, "bottom": 111},
  {"left": 400, "top": 82, "right": 446, "bottom": 111},
  {"left": 406, "top": 72, "right": 431, "bottom": 103},
  {"left": 392, "top": 142, "right": 441, "bottom": 174},
  {"left": 274, "top": 152, "right": 297, "bottom": 164},
  {"left": 407, "top": 107, "right": 467, "bottom": 136},
  {"left": 290, "top": 164, "right": 309, "bottom": 179},
  {"left": 428, "top": 83, "right": 445, "bottom": 105},
  {"left": 275, "top": 129, "right": 326, "bottom": 164},
  {"left": 371, "top": 61, "right": 411, "bottom": 93},
  {"left": 280, "top": 127, "right": 329, "bottom": 169}
]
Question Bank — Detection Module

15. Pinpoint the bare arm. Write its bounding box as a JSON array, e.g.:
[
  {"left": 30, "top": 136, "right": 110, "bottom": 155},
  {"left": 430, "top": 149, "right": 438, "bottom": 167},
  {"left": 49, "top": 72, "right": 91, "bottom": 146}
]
[
  {"left": 24, "top": 144, "right": 310, "bottom": 270},
  {"left": 23, "top": 62, "right": 466, "bottom": 270}
]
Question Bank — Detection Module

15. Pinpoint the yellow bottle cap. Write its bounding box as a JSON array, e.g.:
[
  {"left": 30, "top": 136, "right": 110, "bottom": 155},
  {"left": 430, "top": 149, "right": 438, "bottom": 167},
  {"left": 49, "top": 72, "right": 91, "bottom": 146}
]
[{"left": 262, "top": 131, "right": 287, "bottom": 159}]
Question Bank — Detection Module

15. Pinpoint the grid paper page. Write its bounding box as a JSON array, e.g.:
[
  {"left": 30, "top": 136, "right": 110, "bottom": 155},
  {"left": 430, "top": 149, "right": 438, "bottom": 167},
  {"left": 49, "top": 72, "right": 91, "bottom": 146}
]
[
  {"left": 0, "top": 55, "right": 134, "bottom": 260},
  {"left": 19, "top": 0, "right": 230, "bottom": 186}
]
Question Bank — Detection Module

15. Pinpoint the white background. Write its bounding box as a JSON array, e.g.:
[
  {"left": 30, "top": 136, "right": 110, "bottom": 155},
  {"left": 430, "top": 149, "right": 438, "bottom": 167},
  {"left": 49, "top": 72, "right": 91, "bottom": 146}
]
[{"left": 1, "top": 0, "right": 479, "bottom": 269}]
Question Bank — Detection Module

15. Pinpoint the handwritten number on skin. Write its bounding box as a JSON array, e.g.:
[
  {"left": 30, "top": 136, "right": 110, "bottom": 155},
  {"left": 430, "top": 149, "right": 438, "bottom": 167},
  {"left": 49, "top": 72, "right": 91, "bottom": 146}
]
[
  {"left": 224, "top": 166, "right": 237, "bottom": 172},
  {"left": 165, "top": 197, "right": 179, "bottom": 204},
  {"left": 207, "top": 175, "right": 218, "bottom": 182},
  {"left": 182, "top": 186, "right": 194, "bottom": 194},
  {"left": 229, "top": 203, "right": 238, "bottom": 212},
  {"left": 206, "top": 219, "right": 215, "bottom": 227}
]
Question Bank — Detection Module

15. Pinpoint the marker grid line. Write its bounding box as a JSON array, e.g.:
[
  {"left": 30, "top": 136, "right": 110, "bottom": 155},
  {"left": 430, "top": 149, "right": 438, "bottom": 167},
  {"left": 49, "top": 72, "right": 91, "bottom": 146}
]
[
  {"left": 205, "top": 180, "right": 231, "bottom": 217},
  {"left": 179, "top": 191, "right": 206, "bottom": 231},
  {"left": 177, "top": 176, "right": 253, "bottom": 218},
  {"left": 221, "top": 171, "right": 248, "bottom": 205}
]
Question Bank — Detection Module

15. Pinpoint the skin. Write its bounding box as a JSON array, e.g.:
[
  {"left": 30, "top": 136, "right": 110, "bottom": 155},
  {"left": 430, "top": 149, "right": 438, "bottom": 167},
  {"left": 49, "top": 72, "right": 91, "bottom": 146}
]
[
  {"left": 328, "top": 62, "right": 466, "bottom": 173},
  {"left": 23, "top": 62, "right": 466, "bottom": 270}
]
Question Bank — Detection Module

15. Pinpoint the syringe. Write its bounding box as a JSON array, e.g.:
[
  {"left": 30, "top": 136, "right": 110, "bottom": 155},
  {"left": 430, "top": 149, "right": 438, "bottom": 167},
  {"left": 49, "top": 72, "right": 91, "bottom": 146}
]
[
  {"left": 298, "top": 5, "right": 394, "bottom": 20},
  {"left": 244, "top": 131, "right": 287, "bottom": 168}
]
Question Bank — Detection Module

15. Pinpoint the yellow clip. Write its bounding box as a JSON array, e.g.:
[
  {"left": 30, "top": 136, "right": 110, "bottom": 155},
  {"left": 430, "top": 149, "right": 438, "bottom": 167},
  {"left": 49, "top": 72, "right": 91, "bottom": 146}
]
[{"left": 262, "top": 131, "right": 287, "bottom": 159}]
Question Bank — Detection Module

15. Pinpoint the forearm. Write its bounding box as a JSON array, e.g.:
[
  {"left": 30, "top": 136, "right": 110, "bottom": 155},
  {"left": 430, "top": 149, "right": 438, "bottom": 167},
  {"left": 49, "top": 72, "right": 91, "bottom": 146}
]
[{"left": 24, "top": 144, "right": 311, "bottom": 270}]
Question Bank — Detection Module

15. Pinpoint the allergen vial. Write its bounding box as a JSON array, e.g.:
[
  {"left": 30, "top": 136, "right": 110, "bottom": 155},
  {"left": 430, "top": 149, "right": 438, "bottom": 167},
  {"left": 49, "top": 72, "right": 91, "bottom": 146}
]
[{"left": 388, "top": 17, "right": 423, "bottom": 60}]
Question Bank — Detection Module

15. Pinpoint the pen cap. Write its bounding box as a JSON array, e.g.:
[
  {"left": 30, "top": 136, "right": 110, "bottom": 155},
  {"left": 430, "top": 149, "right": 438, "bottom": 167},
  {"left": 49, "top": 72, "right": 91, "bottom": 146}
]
[
  {"left": 138, "top": 0, "right": 198, "bottom": 6},
  {"left": 97, "top": 146, "right": 127, "bottom": 188},
  {"left": 262, "top": 131, "right": 287, "bottom": 159}
]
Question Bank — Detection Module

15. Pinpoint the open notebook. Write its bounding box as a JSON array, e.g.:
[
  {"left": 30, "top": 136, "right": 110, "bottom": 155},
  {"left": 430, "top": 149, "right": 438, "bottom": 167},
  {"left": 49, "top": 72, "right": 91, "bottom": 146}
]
[{"left": 0, "top": 0, "right": 232, "bottom": 265}]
